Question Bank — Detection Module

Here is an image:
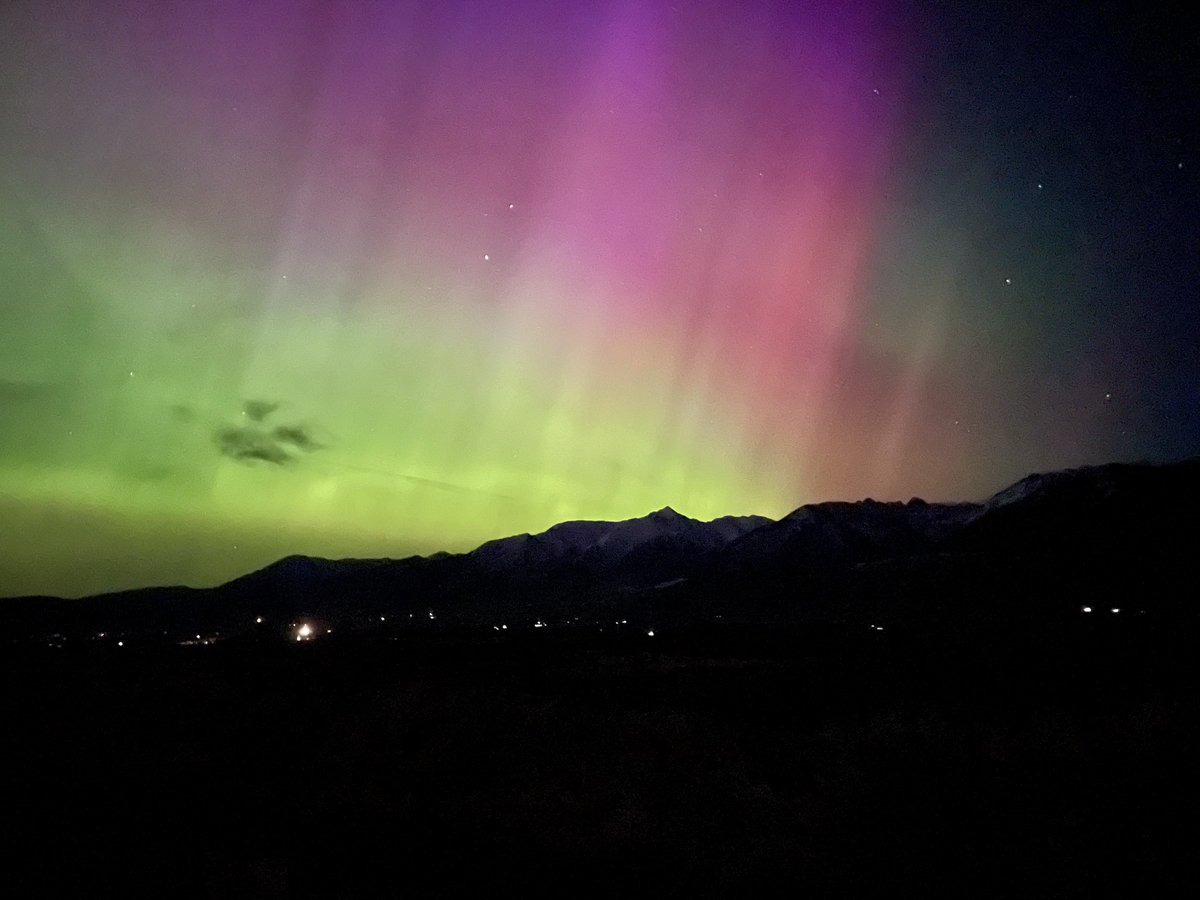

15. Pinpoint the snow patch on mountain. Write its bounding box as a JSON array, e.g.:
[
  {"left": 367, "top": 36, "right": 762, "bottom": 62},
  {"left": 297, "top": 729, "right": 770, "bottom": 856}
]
[{"left": 469, "top": 507, "right": 771, "bottom": 572}]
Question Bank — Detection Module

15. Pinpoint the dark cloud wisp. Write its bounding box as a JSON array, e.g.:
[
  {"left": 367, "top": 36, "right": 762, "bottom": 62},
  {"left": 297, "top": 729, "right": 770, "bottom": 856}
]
[
  {"left": 243, "top": 399, "right": 280, "bottom": 423},
  {"left": 216, "top": 422, "right": 324, "bottom": 466},
  {"left": 272, "top": 424, "right": 322, "bottom": 452},
  {"left": 216, "top": 427, "right": 292, "bottom": 465}
]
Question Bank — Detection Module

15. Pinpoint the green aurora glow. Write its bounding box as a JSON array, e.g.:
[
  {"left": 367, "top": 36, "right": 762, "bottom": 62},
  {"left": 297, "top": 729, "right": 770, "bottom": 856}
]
[{"left": 2, "top": 1, "right": 1196, "bottom": 596}]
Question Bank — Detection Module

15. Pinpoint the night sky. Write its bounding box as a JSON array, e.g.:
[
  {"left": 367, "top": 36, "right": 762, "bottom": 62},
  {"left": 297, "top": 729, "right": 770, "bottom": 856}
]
[{"left": 1, "top": 0, "right": 1196, "bottom": 598}]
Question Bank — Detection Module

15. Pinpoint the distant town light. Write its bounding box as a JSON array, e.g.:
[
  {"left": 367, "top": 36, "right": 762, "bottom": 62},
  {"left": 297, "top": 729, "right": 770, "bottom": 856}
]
[
  {"left": 647, "top": 630, "right": 655, "bottom": 637},
  {"left": 256, "top": 616, "right": 263, "bottom": 624},
  {"left": 117, "top": 641, "right": 124, "bottom": 647},
  {"left": 1081, "top": 606, "right": 1093, "bottom": 613},
  {"left": 298, "top": 623, "right": 312, "bottom": 638},
  {"left": 1111, "top": 608, "right": 1120, "bottom": 614}
]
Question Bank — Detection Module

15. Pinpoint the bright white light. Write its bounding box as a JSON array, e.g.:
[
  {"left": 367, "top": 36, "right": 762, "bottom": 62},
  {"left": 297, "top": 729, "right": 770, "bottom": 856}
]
[
  {"left": 380, "top": 616, "right": 386, "bottom": 622},
  {"left": 1111, "top": 608, "right": 1120, "bottom": 614},
  {"left": 647, "top": 630, "right": 655, "bottom": 637},
  {"left": 1082, "top": 606, "right": 1093, "bottom": 613},
  {"left": 501, "top": 624, "right": 507, "bottom": 630},
  {"left": 117, "top": 641, "right": 124, "bottom": 647},
  {"left": 256, "top": 616, "right": 263, "bottom": 624},
  {"left": 298, "top": 623, "right": 312, "bottom": 638}
]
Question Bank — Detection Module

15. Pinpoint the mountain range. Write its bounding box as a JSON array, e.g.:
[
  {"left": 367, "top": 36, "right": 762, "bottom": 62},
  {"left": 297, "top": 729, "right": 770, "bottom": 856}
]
[{"left": 4, "top": 457, "right": 1197, "bottom": 644}]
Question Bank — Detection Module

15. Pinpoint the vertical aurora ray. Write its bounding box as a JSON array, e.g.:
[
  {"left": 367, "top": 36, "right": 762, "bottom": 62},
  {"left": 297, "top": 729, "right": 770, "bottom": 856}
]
[
  {"left": 0, "top": 0, "right": 915, "bottom": 592},
  {"left": 2, "top": 0, "right": 1184, "bottom": 596}
]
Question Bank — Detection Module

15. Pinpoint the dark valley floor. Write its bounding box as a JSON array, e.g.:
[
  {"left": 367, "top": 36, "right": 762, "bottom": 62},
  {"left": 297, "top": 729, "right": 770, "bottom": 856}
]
[{"left": 4, "top": 618, "right": 1197, "bottom": 898}]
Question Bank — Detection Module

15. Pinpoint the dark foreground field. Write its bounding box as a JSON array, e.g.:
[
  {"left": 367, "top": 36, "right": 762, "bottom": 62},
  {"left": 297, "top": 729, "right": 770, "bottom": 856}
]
[{"left": 3, "top": 620, "right": 1197, "bottom": 898}]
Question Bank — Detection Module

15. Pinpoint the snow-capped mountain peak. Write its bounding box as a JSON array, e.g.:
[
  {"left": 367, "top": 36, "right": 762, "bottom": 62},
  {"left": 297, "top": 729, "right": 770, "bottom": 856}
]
[{"left": 468, "top": 506, "right": 769, "bottom": 574}]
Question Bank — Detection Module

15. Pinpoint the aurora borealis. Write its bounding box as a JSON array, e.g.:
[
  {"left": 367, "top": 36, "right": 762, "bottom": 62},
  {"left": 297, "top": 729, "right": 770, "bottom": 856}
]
[{"left": 1, "top": 0, "right": 1197, "bottom": 597}]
